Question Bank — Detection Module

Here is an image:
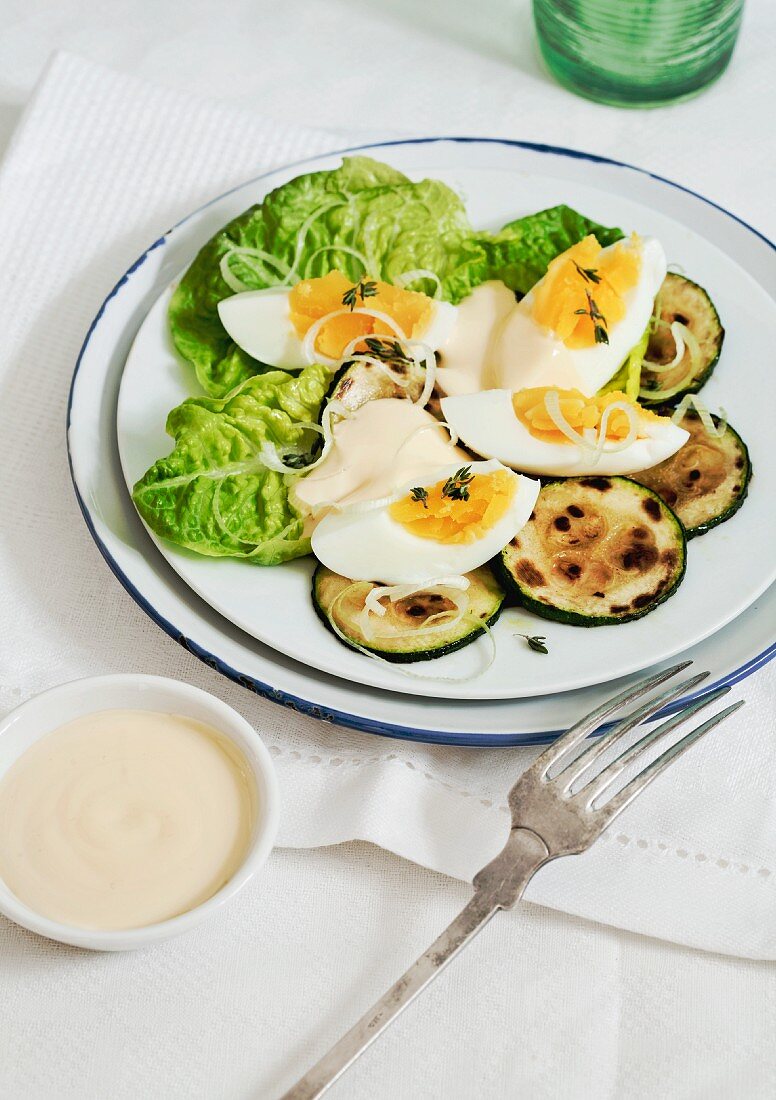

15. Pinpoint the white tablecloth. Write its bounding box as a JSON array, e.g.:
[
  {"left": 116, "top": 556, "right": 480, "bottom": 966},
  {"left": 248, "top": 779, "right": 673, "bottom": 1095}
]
[{"left": 1, "top": 3, "right": 775, "bottom": 1098}]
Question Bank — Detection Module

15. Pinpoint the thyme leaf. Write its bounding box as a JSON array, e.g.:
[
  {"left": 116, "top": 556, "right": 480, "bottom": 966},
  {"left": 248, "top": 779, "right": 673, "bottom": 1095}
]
[
  {"left": 410, "top": 486, "right": 429, "bottom": 509},
  {"left": 515, "top": 633, "right": 549, "bottom": 654},
  {"left": 441, "top": 465, "right": 475, "bottom": 502},
  {"left": 363, "top": 337, "right": 413, "bottom": 372},
  {"left": 572, "top": 260, "right": 602, "bottom": 285},
  {"left": 342, "top": 279, "right": 378, "bottom": 311},
  {"left": 574, "top": 289, "right": 609, "bottom": 345},
  {"left": 280, "top": 452, "right": 313, "bottom": 470}
]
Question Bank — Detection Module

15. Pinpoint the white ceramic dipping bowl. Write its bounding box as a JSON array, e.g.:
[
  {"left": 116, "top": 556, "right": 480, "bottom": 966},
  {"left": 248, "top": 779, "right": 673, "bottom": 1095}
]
[{"left": 0, "top": 674, "right": 280, "bottom": 950}]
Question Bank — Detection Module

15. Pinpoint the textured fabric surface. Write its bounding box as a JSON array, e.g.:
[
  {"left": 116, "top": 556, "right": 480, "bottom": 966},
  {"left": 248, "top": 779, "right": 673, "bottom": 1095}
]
[
  {"left": 0, "top": 14, "right": 774, "bottom": 1095},
  {"left": 1, "top": 49, "right": 774, "bottom": 961},
  {"left": 2, "top": 843, "right": 776, "bottom": 1100}
]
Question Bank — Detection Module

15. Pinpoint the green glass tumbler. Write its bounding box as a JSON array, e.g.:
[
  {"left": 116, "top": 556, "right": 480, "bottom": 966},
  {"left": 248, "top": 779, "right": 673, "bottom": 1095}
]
[{"left": 533, "top": 0, "right": 745, "bottom": 107}]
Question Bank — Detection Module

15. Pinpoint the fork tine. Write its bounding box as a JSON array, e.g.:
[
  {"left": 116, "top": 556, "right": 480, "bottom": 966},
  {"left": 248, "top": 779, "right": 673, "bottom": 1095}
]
[
  {"left": 580, "top": 684, "right": 731, "bottom": 806},
  {"left": 593, "top": 697, "right": 744, "bottom": 823},
  {"left": 557, "top": 671, "right": 711, "bottom": 792},
  {"left": 532, "top": 660, "right": 693, "bottom": 778}
]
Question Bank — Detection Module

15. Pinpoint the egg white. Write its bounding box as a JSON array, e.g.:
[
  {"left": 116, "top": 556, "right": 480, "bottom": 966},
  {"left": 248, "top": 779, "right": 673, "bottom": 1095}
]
[
  {"left": 495, "top": 236, "right": 668, "bottom": 397},
  {"left": 311, "top": 459, "right": 540, "bottom": 584},
  {"left": 218, "top": 286, "right": 458, "bottom": 370},
  {"left": 218, "top": 288, "right": 306, "bottom": 369},
  {"left": 441, "top": 390, "right": 690, "bottom": 477}
]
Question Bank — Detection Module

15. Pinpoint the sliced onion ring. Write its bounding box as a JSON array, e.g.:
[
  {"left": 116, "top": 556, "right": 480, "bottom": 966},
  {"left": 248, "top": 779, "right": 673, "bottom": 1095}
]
[
  {"left": 358, "top": 577, "right": 470, "bottom": 640},
  {"left": 391, "top": 420, "right": 460, "bottom": 462},
  {"left": 543, "top": 390, "right": 597, "bottom": 451},
  {"left": 671, "top": 395, "right": 728, "bottom": 438},
  {"left": 260, "top": 400, "right": 349, "bottom": 477},
  {"left": 302, "top": 307, "right": 408, "bottom": 366},
  {"left": 363, "top": 575, "right": 470, "bottom": 619},
  {"left": 219, "top": 248, "right": 293, "bottom": 293},
  {"left": 639, "top": 321, "right": 701, "bottom": 400},
  {"left": 394, "top": 268, "right": 443, "bottom": 299},
  {"left": 284, "top": 198, "right": 348, "bottom": 284},
  {"left": 328, "top": 584, "right": 497, "bottom": 683},
  {"left": 406, "top": 340, "right": 436, "bottom": 409},
  {"left": 303, "top": 245, "right": 370, "bottom": 280},
  {"left": 543, "top": 390, "right": 640, "bottom": 464},
  {"left": 592, "top": 401, "right": 639, "bottom": 460}
]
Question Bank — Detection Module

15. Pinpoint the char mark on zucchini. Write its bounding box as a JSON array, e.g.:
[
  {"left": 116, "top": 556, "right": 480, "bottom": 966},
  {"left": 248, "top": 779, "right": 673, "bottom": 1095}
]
[
  {"left": 497, "top": 477, "right": 686, "bottom": 626},
  {"left": 633, "top": 407, "right": 751, "bottom": 538}
]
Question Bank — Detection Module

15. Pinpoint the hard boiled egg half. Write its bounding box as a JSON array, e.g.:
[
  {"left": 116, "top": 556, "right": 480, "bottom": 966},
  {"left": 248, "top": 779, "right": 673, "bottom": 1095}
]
[
  {"left": 311, "top": 459, "right": 540, "bottom": 584},
  {"left": 495, "top": 234, "right": 667, "bottom": 397},
  {"left": 441, "top": 388, "right": 689, "bottom": 477},
  {"left": 434, "top": 234, "right": 667, "bottom": 400},
  {"left": 217, "top": 271, "right": 457, "bottom": 369}
]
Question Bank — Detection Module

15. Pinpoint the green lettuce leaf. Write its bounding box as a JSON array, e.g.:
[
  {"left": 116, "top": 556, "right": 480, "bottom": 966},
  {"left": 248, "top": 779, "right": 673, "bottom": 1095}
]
[
  {"left": 443, "top": 205, "right": 625, "bottom": 303},
  {"left": 170, "top": 156, "right": 473, "bottom": 396},
  {"left": 170, "top": 152, "right": 624, "bottom": 398},
  {"left": 132, "top": 364, "right": 330, "bottom": 565}
]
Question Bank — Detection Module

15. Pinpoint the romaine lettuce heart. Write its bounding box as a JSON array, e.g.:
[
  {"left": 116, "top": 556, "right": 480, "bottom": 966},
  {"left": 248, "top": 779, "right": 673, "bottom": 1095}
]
[
  {"left": 132, "top": 363, "right": 330, "bottom": 565},
  {"left": 442, "top": 204, "right": 625, "bottom": 304},
  {"left": 171, "top": 155, "right": 624, "bottom": 399},
  {"left": 170, "top": 156, "right": 472, "bottom": 396}
]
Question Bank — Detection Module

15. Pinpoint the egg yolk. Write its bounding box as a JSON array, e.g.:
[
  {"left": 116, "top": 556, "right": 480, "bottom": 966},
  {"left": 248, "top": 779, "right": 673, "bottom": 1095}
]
[
  {"left": 512, "top": 387, "right": 658, "bottom": 444},
  {"left": 289, "top": 272, "right": 434, "bottom": 360},
  {"left": 531, "top": 234, "right": 642, "bottom": 348},
  {"left": 389, "top": 469, "right": 515, "bottom": 543}
]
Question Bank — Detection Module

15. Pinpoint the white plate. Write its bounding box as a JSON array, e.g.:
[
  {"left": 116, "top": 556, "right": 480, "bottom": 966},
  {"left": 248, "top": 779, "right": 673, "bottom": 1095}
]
[
  {"left": 114, "top": 140, "right": 776, "bottom": 701},
  {"left": 68, "top": 137, "right": 775, "bottom": 742}
]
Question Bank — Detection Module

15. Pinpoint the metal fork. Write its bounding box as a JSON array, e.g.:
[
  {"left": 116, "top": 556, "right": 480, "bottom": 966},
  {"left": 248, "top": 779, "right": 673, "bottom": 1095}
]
[{"left": 281, "top": 661, "right": 743, "bottom": 1100}]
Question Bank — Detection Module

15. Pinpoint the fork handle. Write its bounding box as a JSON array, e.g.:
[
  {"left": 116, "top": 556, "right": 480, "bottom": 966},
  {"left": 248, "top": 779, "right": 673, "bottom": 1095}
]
[
  {"left": 279, "top": 893, "right": 496, "bottom": 1100},
  {"left": 280, "top": 829, "right": 548, "bottom": 1100}
]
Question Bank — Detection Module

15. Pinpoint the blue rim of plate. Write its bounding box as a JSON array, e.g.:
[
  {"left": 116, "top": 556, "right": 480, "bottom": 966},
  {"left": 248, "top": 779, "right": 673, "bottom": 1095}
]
[{"left": 66, "top": 136, "right": 776, "bottom": 747}]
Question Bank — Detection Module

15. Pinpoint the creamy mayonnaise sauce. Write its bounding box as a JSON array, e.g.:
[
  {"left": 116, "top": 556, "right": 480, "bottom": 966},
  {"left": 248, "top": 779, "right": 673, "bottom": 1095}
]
[
  {"left": 435, "top": 280, "right": 585, "bottom": 396},
  {"left": 434, "top": 281, "right": 516, "bottom": 397},
  {"left": 0, "top": 710, "right": 257, "bottom": 930},
  {"left": 293, "top": 397, "right": 468, "bottom": 517},
  {"left": 494, "top": 297, "right": 581, "bottom": 392}
]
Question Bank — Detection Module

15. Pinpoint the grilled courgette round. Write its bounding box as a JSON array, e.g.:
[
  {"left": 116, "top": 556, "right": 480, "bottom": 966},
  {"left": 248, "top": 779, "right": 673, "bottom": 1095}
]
[
  {"left": 498, "top": 477, "right": 686, "bottom": 626},
  {"left": 312, "top": 564, "right": 504, "bottom": 662},
  {"left": 326, "top": 355, "right": 426, "bottom": 414},
  {"left": 640, "top": 274, "right": 724, "bottom": 405},
  {"left": 634, "top": 408, "right": 751, "bottom": 538}
]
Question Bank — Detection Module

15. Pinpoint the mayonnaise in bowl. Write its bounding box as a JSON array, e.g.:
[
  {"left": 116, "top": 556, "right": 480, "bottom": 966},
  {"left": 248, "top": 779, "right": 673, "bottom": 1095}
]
[{"left": 0, "top": 676, "right": 279, "bottom": 950}]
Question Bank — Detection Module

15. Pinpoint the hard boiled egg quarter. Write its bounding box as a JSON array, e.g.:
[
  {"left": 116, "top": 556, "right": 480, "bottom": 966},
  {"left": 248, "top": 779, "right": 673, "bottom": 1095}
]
[
  {"left": 433, "top": 235, "right": 667, "bottom": 400},
  {"left": 218, "top": 271, "right": 457, "bottom": 370},
  {"left": 441, "top": 388, "right": 689, "bottom": 477},
  {"left": 495, "top": 234, "right": 667, "bottom": 397},
  {"left": 311, "top": 459, "right": 540, "bottom": 584}
]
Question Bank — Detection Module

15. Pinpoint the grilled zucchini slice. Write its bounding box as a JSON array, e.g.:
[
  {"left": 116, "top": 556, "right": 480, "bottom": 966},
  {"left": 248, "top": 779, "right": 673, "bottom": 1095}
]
[
  {"left": 634, "top": 408, "right": 751, "bottom": 538},
  {"left": 498, "top": 477, "right": 686, "bottom": 626},
  {"left": 312, "top": 564, "right": 504, "bottom": 662},
  {"left": 639, "top": 273, "right": 724, "bottom": 405},
  {"left": 327, "top": 355, "right": 425, "bottom": 413}
]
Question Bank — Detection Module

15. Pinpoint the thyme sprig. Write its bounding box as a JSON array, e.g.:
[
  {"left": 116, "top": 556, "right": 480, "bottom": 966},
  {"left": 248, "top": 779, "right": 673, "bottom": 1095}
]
[
  {"left": 363, "top": 337, "right": 413, "bottom": 372},
  {"left": 442, "top": 465, "right": 475, "bottom": 502},
  {"left": 410, "top": 486, "right": 429, "bottom": 509},
  {"left": 572, "top": 260, "right": 602, "bottom": 285},
  {"left": 574, "top": 289, "right": 609, "bottom": 345},
  {"left": 515, "top": 633, "right": 549, "bottom": 654},
  {"left": 342, "top": 279, "right": 378, "bottom": 311}
]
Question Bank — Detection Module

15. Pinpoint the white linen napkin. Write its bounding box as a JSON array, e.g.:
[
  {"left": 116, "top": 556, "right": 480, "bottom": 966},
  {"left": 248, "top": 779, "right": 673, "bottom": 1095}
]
[{"left": 0, "top": 51, "right": 774, "bottom": 960}]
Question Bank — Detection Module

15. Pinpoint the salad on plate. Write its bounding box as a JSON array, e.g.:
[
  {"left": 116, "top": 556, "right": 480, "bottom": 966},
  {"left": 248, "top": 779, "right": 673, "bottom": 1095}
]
[{"left": 131, "top": 156, "right": 751, "bottom": 678}]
